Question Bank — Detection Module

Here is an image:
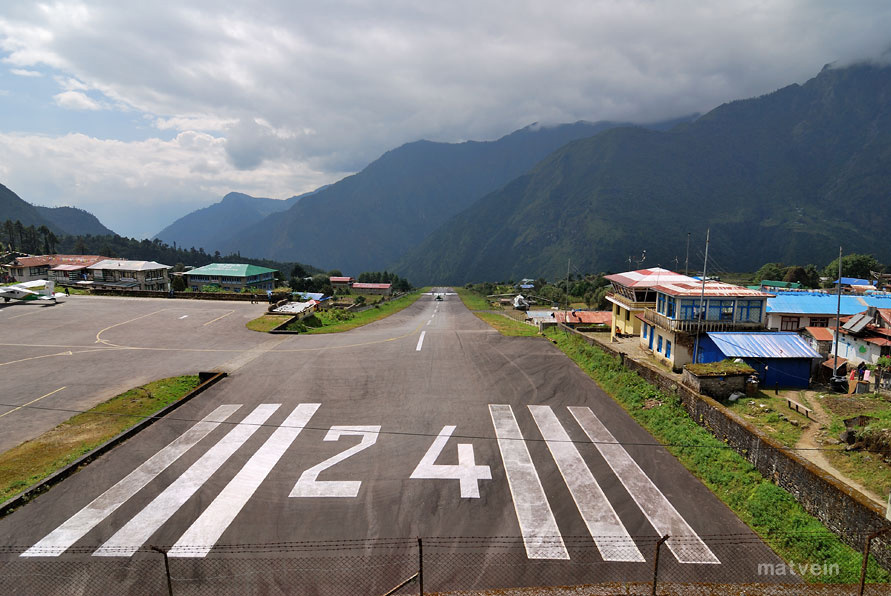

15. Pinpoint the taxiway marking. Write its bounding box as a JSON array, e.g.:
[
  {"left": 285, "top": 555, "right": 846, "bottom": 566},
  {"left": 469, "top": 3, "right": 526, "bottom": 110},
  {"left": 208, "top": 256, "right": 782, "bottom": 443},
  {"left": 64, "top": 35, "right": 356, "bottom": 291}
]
[
  {"left": 0, "top": 387, "right": 66, "bottom": 419},
  {"left": 416, "top": 331, "right": 426, "bottom": 351},
  {"left": 203, "top": 310, "right": 234, "bottom": 326},
  {"left": 23, "top": 404, "right": 242, "bottom": 557},
  {"left": 489, "top": 404, "right": 568, "bottom": 560},
  {"left": 94, "top": 404, "right": 279, "bottom": 557}
]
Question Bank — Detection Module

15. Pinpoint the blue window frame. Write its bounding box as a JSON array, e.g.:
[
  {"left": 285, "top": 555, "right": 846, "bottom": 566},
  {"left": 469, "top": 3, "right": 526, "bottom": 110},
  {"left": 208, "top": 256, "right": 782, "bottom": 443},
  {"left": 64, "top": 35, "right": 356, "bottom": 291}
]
[
  {"left": 657, "top": 335, "right": 663, "bottom": 353},
  {"left": 657, "top": 294, "right": 666, "bottom": 314},
  {"left": 737, "top": 300, "right": 763, "bottom": 322},
  {"left": 665, "top": 340, "right": 671, "bottom": 358},
  {"left": 680, "top": 299, "right": 700, "bottom": 320},
  {"left": 666, "top": 296, "right": 676, "bottom": 318}
]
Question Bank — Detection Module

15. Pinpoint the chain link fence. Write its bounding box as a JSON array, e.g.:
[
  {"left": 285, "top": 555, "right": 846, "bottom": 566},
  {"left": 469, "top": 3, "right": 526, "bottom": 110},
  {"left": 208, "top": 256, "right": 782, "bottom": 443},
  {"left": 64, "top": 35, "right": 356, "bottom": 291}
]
[{"left": 1, "top": 533, "right": 889, "bottom": 595}]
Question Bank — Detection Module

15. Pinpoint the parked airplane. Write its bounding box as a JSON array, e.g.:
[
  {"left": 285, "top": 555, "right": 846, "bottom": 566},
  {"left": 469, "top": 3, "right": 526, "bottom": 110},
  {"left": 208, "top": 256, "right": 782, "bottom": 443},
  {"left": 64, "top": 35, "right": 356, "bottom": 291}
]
[{"left": 0, "top": 280, "right": 66, "bottom": 304}]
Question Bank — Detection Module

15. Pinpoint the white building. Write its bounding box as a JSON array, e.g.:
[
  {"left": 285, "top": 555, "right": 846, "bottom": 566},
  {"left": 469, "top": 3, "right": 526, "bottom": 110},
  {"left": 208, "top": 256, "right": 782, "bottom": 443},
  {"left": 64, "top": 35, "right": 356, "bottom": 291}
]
[{"left": 86, "top": 259, "right": 171, "bottom": 291}]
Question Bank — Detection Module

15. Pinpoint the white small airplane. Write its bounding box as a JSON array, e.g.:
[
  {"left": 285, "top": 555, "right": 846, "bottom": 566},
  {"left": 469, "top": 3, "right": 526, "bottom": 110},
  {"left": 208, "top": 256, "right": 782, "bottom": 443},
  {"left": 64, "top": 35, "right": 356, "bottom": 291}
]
[{"left": 0, "top": 280, "right": 67, "bottom": 304}]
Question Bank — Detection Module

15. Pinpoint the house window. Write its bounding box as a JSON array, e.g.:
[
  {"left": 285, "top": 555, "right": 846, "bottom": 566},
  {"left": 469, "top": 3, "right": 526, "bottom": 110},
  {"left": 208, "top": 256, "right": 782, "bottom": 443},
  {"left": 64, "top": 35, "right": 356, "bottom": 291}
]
[
  {"left": 657, "top": 335, "right": 663, "bottom": 353},
  {"left": 737, "top": 300, "right": 763, "bottom": 323},
  {"left": 781, "top": 316, "right": 801, "bottom": 331},
  {"left": 657, "top": 294, "right": 665, "bottom": 314},
  {"left": 810, "top": 317, "right": 829, "bottom": 327},
  {"left": 665, "top": 340, "right": 672, "bottom": 358},
  {"left": 666, "top": 296, "right": 676, "bottom": 318},
  {"left": 680, "top": 299, "right": 700, "bottom": 320},
  {"left": 708, "top": 299, "right": 734, "bottom": 321},
  {"left": 624, "top": 308, "right": 630, "bottom": 321}
]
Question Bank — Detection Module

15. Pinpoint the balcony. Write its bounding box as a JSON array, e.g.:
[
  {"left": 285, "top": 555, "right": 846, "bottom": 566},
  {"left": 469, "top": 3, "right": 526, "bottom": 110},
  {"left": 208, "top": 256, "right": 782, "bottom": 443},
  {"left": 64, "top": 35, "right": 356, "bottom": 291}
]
[
  {"left": 606, "top": 292, "right": 655, "bottom": 310},
  {"left": 643, "top": 309, "right": 764, "bottom": 333}
]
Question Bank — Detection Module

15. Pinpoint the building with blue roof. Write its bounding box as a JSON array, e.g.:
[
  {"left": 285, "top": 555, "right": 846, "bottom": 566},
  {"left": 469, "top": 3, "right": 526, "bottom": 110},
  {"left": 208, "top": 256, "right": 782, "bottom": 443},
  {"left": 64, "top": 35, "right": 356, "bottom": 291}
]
[
  {"left": 765, "top": 291, "right": 891, "bottom": 331},
  {"left": 696, "top": 332, "right": 821, "bottom": 389}
]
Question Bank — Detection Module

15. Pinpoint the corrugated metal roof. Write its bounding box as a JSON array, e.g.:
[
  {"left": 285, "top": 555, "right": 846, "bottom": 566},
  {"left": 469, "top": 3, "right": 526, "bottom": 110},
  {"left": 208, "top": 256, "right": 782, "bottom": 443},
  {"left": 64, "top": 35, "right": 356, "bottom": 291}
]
[
  {"left": 185, "top": 263, "right": 276, "bottom": 277},
  {"left": 803, "top": 327, "right": 834, "bottom": 342},
  {"left": 706, "top": 332, "right": 822, "bottom": 359},
  {"left": 353, "top": 283, "right": 391, "bottom": 289},
  {"left": 654, "top": 280, "right": 773, "bottom": 298},
  {"left": 89, "top": 259, "right": 171, "bottom": 271},
  {"left": 767, "top": 292, "right": 891, "bottom": 315},
  {"left": 604, "top": 268, "right": 695, "bottom": 288},
  {"left": 12, "top": 255, "right": 107, "bottom": 268},
  {"left": 554, "top": 311, "right": 612, "bottom": 325},
  {"left": 330, "top": 276, "right": 354, "bottom": 283}
]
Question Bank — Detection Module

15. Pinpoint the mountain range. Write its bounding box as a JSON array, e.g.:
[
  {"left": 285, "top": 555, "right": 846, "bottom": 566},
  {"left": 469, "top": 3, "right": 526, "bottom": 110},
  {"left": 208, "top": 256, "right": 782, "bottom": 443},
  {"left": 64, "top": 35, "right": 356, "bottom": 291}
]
[
  {"left": 185, "top": 118, "right": 692, "bottom": 272},
  {"left": 154, "top": 189, "right": 323, "bottom": 252},
  {"left": 394, "top": 62, "right": 891, "bottom": 283},
  {"left": 0, "top": 183, "right": 115, "bottom": 237}
]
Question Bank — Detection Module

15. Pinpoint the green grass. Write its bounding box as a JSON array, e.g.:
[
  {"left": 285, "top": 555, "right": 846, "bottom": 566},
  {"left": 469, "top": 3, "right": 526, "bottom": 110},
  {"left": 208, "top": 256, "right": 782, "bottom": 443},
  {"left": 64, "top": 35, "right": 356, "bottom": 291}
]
[
  {"left": 455, "top": 287, "right": 493, "bottom": 311},
  {"left": 301, "top": 290, "right": 427, "bottom": 334},
  {"left": 686, "top": 359, "right": 756, "bottom": 376},
  {"left": 543, "top": 328, "right": 889, "bottom": 583},
  {"left": 473, "top": 312, "right": 539, "bottom": 336},
  {"left": 725, "top": 391, "right": 810, "bottom": 446},
  {"left": 0, "top": 376, "right": 201, "bottom": 503},
  {"left": 246, "top": 314, "right": 292, "bottom": 332}
]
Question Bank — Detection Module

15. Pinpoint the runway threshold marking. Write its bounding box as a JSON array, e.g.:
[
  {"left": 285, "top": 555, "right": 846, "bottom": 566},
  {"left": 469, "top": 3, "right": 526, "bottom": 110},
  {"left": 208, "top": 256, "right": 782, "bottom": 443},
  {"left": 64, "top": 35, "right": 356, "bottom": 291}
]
[
  {"left": 170, "top": 403, "right": 321, "bottom": 557},
  {"left": 94, "top": 404, "right": 279, "bottom": 557},
  {"left": 529, "top": 406, "right": 644, "bottom": 562},
  {"left": 0, "top": 386, "right": 66, "bottom": 419},
  {"left": 22, "top": 404, "right": 242, "bottom": 557},
  {"left": 568, "top": 406, "right": 719, "bottom": 564},
  {"left": 416, "top": 331, "right": 426, "bottom": 351},
  {"left": 203, "top": 310, "right": 234, "bottom": 326},
  {"left": 489, "top": 404, "right": 568, "bottom": 560}
]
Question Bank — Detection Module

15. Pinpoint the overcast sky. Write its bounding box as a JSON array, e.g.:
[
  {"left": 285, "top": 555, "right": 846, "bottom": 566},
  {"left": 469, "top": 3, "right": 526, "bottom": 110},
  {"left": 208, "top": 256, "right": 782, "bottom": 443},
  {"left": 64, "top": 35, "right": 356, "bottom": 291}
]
[{"left": 1, "top": 1, "right": 890, "bottom": 238}]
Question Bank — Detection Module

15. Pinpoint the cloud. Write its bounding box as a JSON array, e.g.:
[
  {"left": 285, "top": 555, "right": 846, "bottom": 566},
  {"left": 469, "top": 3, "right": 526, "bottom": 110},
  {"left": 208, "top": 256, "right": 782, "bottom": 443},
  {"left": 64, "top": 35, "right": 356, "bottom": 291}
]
[
  {"left": 53, "top": 90, "right": 104, "bottom": 110},
  {"left": 10, "top": 67, "right": 42, "bottom": 77},
  {"left": 1, "top": 1, "right": 891, "bottom": 235},
  {"left": 0, "top": 130, "right": 346, "bottom": 238}
]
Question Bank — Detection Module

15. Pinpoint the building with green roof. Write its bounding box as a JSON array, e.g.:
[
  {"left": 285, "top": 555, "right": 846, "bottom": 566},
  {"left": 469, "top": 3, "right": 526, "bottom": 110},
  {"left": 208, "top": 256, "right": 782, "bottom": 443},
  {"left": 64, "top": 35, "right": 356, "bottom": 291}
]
[{"left": 183, "top": 263, "right": 278, "bottom": 293}]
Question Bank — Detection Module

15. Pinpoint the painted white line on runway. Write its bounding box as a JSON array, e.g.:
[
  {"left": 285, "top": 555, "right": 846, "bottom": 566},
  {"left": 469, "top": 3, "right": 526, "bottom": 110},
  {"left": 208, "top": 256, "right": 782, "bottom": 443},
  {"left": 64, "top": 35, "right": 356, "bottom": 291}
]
[
  {"left": 0, "top": 386, "right": 66, "bottom": 419},
  {"left": 426, "top": 319, "right": 431, "bottom": 326},
  {"left": 489, "top": 404, "right": 568, "bottom": 560},
  {"left": 169, "top": 403, "right": 320, "bottom": 558},
  {"left": 178, "top": 315, "right": 188, "bottom": 319},
  {"left": 416, "top": 331, "right": 426, "bottom": 351},
  {"left": 93, "top": 403, "right": 279, "bottom": 557},
  {"left": 529, "top": 406, "right": 644, "bottom": 562},
  {"left": 568, "top": 406, "right": 719, "bottom": 564},
  {"left": 22, "top": 404, "right": 242, "bottom": 557}
]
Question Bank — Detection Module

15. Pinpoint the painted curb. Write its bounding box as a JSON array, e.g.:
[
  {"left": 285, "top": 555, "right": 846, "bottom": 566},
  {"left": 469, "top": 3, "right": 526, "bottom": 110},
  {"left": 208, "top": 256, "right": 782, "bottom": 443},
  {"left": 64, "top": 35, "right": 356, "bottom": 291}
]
[{"left": 0, "top": 371, "right": 227, "bottom": 518}]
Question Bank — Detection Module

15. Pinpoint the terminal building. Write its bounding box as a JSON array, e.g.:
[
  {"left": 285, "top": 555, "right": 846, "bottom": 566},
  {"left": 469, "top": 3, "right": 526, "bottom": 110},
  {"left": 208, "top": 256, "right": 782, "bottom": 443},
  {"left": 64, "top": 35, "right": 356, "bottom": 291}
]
[{"left": 183, "top": 263, "right": 277, "bottom": 292}]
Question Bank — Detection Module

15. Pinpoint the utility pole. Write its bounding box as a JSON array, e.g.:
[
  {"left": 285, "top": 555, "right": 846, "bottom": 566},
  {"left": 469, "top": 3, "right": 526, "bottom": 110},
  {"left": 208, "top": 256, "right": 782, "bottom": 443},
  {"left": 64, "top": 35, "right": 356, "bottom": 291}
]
[
  {"left": 833, "top": 246, "right": 842, "bottom": 383},
  {"left": 692, "top": 229, "right": 710, "bottom": 365},
  {"left": 566, "top": 257, "right": 571, "bottom": 309}
]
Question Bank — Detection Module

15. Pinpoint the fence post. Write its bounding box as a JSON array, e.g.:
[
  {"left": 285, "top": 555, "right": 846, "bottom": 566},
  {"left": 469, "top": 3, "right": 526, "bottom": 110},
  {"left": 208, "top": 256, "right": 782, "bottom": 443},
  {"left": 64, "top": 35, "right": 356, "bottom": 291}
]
[
  {"left": 860, "top": 528, "right": 891, "bottom": 596},
  {"left": 150, "top": 545, "right": 174, "bottom": 596},
  {"left": 652, "top": 534, "right": 669, "bottom": 596},
  {"left": 417, "top": 537, "right": 424, "bottom": 595}
]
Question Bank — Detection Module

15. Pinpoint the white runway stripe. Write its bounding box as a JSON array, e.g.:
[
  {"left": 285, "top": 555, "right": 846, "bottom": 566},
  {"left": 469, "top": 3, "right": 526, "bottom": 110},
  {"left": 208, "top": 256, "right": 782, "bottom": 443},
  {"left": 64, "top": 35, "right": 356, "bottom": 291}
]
[
  {"left": 22, "top": 404, "right": 242, "bottom": 558},
  {"left": 168, "top": 403, "right": 320, "bottom": 558},
  {"left": 489, "top": 404, "right": 568, "bottom": 560},
  {"left": 416, "top": 331, "right": 426, "bottom": 351},
  {"left": 529, "top": 406, "right": 644, "bottom": 562},
  {"left": 568, "top": 406, "right": 719, "bottom": 564},
  {"left": 93, "top": 404, "right": 280, "bottom": 557}
]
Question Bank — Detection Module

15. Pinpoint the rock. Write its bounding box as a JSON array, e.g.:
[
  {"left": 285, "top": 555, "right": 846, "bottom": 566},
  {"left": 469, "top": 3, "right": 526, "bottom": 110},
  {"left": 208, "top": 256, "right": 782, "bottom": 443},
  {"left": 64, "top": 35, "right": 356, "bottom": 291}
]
[
  {"left": 789, "top": 419, "right": 799, "bottom": 427},
  {"left": 839, "top": 430, "right": 857, "bottom": 444}
]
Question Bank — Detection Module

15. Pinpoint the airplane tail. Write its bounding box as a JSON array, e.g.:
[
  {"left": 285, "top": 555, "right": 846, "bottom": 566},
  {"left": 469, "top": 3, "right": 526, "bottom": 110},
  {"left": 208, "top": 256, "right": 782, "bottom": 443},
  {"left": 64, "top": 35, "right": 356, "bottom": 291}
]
[{"left": 43, "top": 281, "right": 55, "bottom": 297}]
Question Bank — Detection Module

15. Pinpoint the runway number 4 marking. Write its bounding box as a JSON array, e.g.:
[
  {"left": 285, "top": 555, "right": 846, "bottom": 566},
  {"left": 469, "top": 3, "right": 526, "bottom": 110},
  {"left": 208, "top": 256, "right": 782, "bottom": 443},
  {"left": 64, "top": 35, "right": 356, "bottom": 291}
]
[
  {"left": 290, "top": 426, "right": 381, "bottom": 498},
  {"left": 411, "top": 425, "right": 491, "bottom": 498}
]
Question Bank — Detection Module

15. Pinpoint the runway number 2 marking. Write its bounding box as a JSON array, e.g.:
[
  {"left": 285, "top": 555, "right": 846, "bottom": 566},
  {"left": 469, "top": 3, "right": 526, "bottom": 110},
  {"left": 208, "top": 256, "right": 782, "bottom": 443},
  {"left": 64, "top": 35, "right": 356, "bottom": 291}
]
[
  {"left": 411, "top": 425, "right": 491, "bottom": 498},
  {"left": 290, "top": 426, "right": 381, "bottom": 498}
]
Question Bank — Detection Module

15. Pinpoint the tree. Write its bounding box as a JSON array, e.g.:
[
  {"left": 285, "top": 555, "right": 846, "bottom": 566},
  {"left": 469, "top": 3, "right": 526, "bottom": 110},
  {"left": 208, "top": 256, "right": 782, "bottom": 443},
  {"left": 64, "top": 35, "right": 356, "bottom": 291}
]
[
  {"left": 171, "top": 275, "right": 187, "bottom": 292},
  {"left": 38, "top": 225, "right": 51, "bottom": 254},
  {"left": 754, "top": 262, "right": 785, "bottom": 283},
  {"left": 822, "top": 254, "right": 882, "bottom": 282}
]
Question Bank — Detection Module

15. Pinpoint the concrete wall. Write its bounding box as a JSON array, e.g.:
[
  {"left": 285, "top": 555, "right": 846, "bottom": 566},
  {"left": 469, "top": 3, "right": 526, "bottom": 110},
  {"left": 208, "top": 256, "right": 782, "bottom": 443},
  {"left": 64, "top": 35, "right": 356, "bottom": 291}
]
[
  {"left": 557, "top": 323, "right": 891, "bottom": 569},
  {"left": 682, "top": 370, "right": 749, "bottom": 399}
]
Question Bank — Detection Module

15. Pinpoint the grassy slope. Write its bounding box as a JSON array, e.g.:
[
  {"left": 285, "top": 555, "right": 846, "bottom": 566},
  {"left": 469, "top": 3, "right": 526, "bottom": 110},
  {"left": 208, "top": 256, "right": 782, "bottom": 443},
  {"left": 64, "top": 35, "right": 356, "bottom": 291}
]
[
  {"left": 543, "top": 328, "right": 888, "bottom": 583},
  {"left": 472, "top": 312, "right": 539, "bottom": 337},
  {"left": 0, "top": 376, "right": 201, "bottom": 503},
  {"left": 302, "top": 289, "right": 428, "bottom": 334}
]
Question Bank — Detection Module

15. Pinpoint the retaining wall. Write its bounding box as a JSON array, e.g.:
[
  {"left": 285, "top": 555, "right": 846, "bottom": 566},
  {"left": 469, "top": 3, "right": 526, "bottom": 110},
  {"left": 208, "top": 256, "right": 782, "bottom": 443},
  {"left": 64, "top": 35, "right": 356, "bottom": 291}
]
[{"left": 556, "top": 324, "right": 891, "bottom": 569}]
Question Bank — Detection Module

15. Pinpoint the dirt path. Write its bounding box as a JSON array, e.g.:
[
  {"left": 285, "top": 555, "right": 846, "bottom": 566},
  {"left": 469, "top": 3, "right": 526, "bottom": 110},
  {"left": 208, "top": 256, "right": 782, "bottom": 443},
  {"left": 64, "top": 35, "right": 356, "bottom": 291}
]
[{"left": 794, "top": 394, "right": 885, "bottom": 508}]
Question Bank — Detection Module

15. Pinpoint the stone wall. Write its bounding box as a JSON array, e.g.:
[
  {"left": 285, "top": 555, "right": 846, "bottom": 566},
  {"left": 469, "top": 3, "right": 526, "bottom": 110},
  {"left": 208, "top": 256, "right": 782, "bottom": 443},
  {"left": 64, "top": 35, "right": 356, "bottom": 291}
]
[
  {"left": 557, "top": 324, "right": 891, "bottom": 569},
  {"left": 682, "top": 370, "right": 749, "bottom": 399}
]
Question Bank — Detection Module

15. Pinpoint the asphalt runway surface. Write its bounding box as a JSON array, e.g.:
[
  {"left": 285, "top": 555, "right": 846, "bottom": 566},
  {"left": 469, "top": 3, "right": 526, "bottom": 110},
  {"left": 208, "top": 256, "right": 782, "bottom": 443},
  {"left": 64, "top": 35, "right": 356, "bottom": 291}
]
[{"left": 0, "top": 291, "right": 791, "bottom": 594}]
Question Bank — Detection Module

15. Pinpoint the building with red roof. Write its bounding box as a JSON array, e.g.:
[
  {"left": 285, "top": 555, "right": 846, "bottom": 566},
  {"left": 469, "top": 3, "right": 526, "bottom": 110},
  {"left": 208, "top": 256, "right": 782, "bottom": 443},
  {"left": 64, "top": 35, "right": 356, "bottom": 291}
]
[
  {"left": 3, "top": 254, "right": 109, "bottom": 283},
  {"left": 604, "top": 267, "right": 696, "bottom": 340}
]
